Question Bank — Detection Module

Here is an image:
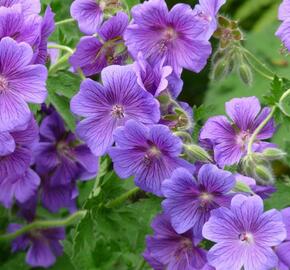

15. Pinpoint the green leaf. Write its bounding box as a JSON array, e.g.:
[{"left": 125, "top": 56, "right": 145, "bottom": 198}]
[
  {"left": 46, "top": 74, "right": 76, "bottom": 131},
  {"left": 49, "top": 70, "right": 81, "bottom": 99},
  {"left": 264, "top": 180, "right": 290, "bottom": 210}
]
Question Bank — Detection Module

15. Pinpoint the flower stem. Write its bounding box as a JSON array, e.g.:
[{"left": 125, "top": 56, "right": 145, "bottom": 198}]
[
  {"left": 105, "top": 187, "right": 140, "bottom": 208},
  {"left": 247, "top": 106, "right": 277, "bottom": 155},
  {"left": 0, "top": 210, "right": 86, "bottom": 242},
  {"left": 49, "top": 52, "right": 72, "bottom": 74},
  {"left": 242, "top": 48, "right": 274, "bottom": 81},
  {"left": 48, "top": 44, "right": 74, "bottom": 54},
  {"left": 55, "top": 18, "right": 75, "bottom": 26}
]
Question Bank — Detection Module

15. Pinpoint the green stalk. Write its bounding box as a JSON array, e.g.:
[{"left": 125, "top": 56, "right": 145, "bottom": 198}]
[
  {"left": 247, "top": 106, "right": 277, "bottom": 155},
  {"left": 55, "top": 18, "right": 75, "bottom": 26},
  {"left": 105, "top": 187, "right": 140, "bottom": 208},
  {"left": 0, "top": 210, "right": 86, "bottom": 242},
  {"left": 48, "top": 44, "right": 74, "bottom": 54}
]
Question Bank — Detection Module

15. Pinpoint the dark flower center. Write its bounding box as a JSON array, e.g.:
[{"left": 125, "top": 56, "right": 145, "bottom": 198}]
[
  {"left": 57, "top": 141, "right": 71, "bottom": 157},
  {"left": 0, "top": 75, "right": 8, "bottom": 92},
  {"left": 239, "top": 232, "right": 254, "bottom": 244},
  {"left": 111, "top": 104, "right": 125, "bottom": 119}
]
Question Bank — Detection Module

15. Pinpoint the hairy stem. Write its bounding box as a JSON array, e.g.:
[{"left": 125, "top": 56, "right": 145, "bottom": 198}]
[
  {"left": 55, "top": 18, "right": 75, "bottom": 26},
  {"left": 0, "top": 210, "right": 86, "bottom": 242},
  {"left": 105, "top": 187, "right": 140, "bottom": 208},
  {"left": 247, "top": 106, "right": 277, "bottom": 154},
  {"left": 242, "top": 48, "right": 274, "bottom": 80}
]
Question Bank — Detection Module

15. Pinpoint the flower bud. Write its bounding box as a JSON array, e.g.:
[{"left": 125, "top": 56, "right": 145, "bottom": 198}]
[
  {"left": 262, "top": 148, "right": 286, "bottom": 161},
  {"left": 184, "top": 144, "right": 213, "bottom": 163},
  {"left": 254, "top": 164, "right": 274, "bottom": 185},
  {"left": 234, "top": 181, "right": 253, "bottom": 194},
  {"left": 212, "top": 59, "right": 228, "bottom": 81},
  {"left": 238, "top": 64, "right": 253, "bottom": 86}
]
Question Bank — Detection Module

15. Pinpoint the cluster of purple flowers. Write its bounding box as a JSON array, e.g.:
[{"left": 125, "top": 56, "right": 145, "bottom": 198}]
[
  {"left": 68, "top": 0, "right": 290, "bottom": 269},
  {"left": 0, "top": 1, "right": 99, "bottom": 267},
  {"left": 1, "top": 0, "right": 289, "bottom": 268}
]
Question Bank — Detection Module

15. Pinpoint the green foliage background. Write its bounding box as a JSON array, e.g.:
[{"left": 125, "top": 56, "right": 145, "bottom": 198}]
[{"left": 0, "top": 0, "right": 289, "bottom": 269}]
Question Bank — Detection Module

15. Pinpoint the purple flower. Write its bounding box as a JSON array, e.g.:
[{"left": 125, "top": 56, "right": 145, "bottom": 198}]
[
  {"left": 193, "top": 0, "right": 226, "bottom": 40},
  {"left": 124, "top": 0, "right": 211, "bottom": 74},
  {"left": 0, "top": 115, "right": 38, "bottom": 179},
  {"left": 276, "top": 1, "right": 290, "bottom": 52},
  {"left": 69, "top": 12, "right": 129, "bottom": 76},
  {"left": 34, "top": 6, "right": 55, "bottom": 65},
  {"left": 203, "top": 194, "right": 286, "bottom": 270},
  {"left": 70, "top": 0, "right": 103, "bottom": 34},
  {"left": 145, "top": 213, "right": 207, "bottom": 269},
  {"left": 134, "top": 52, "right": 183, "bottom": 98},
  {"left": 0, "top": 37, "right": 47, "bottom": 131},
  {"left": 200, "top": 97, "right": 275, "bottom": 167},
  {"left": 0, "top": 0, "right": 41, "bottom": 16},
  {"left": 276, "top": 207, "right": 290, "bottom": 270},
  {"left": 34, "top": 111, "right": 99, "bottom": 185},
  {"left": 40, "top": 176, "right": 77, "bottom": 213},
  {"left": 8, "top": 224, "right": 65, "bottom": 268},
  {"left": 0, "top": 168, "right": 40, "bottom": 208},
  {"left": 71, "top": 65, "right": 160, "bottom": 156},
  {"left": 162, "top": 164, "right": 235, "bottom": 236},
  {"left": 0, "top": 5, "right": 42, "bottom": 47},
  {"left": 109, "top": 120, "right": 193, "bottom": 196}
]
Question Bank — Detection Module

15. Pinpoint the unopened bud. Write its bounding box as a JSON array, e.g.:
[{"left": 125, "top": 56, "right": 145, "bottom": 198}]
[
  {"left": 262, "top": 148, "right": 286, "bottom": 161},
  {"left": 234, "top": 181, "right": 253, "bottom": 194},
  {"left": 238, "top": 64, "right": 253, "bottom": 86},
  {"left": 184, "top": 144, "right": 213, "bottom": 163},
  {"left": 212, "top": 59, "right": 228, "bottom": 81},
  {"left": 254, "top": 164, "right": 274, "bottom": 185}
]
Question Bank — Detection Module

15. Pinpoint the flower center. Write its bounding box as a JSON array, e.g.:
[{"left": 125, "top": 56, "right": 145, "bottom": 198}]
[
  {"left": 57, "top": 141, "right": 71, "bottom": 157},
  {"left": 236, "top": 130, "right": 251, "bottom": 150},
  {"left": 163, "top": 26, "right": 178, "bottom": 41},
  {"left": 111, "top": 104, "right": 125, "bottom": 119},
  {"left": 239, "top": 232, "right": 254, "bottom": 244},
  {"left": 199, "top": 192, "right": 213, "bottom": 207},
  {"left": 0, "top": 75, "right": 8, "bottom": 92},
  {"left": 143, "top": 145, "right": 161, "bottom": 166}
]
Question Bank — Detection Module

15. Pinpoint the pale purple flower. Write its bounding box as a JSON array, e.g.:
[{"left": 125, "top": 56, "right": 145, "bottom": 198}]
[
  {"left": 200, "top": 97, "right": 275, "bottom": 167},
  {"left": 276, "top": 207, "right": 290, "bottom": 270},
  {"left": 203, "top": 195, "right": 286, "bottom": 270},
  {"left": 71, "top": 65, "right": 160, "bottom": 156},
  {"left": 0, "top": 37, "right": 47, "bottom": 131},
  {"left": 134, "top": 52, "right": 183, "bottom": 98},
  {"left": 70, "top": 0, "right": 103, "bottom": 34},
  {"left": 34, "top": 6, "right": 55, "bottom": 65},
  {"left": 193, "top": 0, "right": 226, "bottom": 40},
  {"left": 0, "top": 5, "right": 41, "bottom": 47},
  {"left": 109, "top": 120, "right": 194, "bottom": 196},
  {"left": 276, "top": 0, "right": 290, "bottom": 51},
  {"left": 124, "top": 0, "right": 211, "bottom": 74},
  {"left": 69, "top": 12, "right": 129, "bottom": 76},
  {"left": 34, "top": 111, "right": 99, "bottom": 185},
  {"left": 8, "top": 224, "right": 65, "bottom": 268},
  {"left": 0, "top": 0, "right": 41, "bottom": 16},
  {"left": 145, "top": 213, "right": 207, "bottom": 269},
  {"left": 0, "top": 115, "right": 38, "bottom": 179},
  {"left": 162, "top": 164, "right": 235, "bottom": 236},
  {"left": 0, "top": 168, "right": 40, "bottom": 208}
]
